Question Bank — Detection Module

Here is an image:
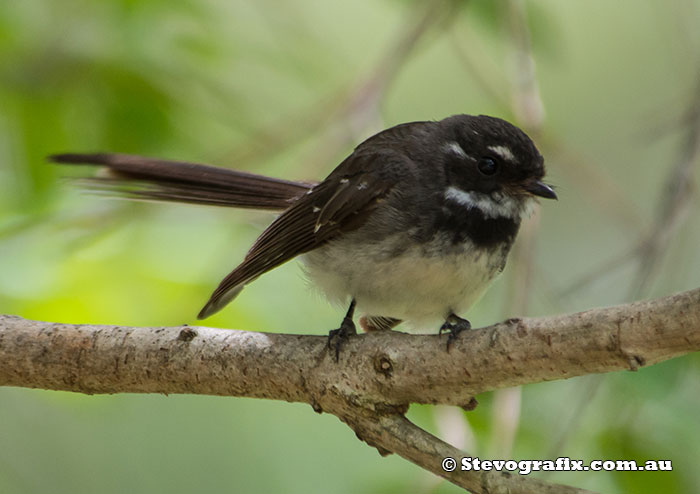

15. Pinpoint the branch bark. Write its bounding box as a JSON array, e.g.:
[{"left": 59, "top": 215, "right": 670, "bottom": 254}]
[{"left": 2, "top": 287, "right": 698, "bottom": 493}]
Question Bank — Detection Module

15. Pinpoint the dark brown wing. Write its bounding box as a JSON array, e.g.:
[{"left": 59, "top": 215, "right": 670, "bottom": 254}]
[
  {"left": 50, "top": 153, "right": 312, "bottom": 210},
  {"left": 197, "top": 150, "right": 403, "bottom": 319}
]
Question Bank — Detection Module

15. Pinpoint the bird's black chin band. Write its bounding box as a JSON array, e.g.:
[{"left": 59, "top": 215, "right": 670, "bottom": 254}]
[{"left": 525, "top": 180, "right": 557, "bottom": 200}]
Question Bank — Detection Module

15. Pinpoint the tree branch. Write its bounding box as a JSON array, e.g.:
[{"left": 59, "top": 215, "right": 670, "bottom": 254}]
[{"left": 2, "top": 287, "right": 698, "bottom": 493}]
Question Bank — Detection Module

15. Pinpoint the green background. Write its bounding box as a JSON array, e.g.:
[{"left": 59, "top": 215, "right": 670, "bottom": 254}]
[{"left": 1, "top": 1, "right": 699, "bottom": 492}]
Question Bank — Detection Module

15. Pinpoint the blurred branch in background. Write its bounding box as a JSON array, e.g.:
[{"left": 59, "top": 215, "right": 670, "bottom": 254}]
[
  {"left": 506, "top": 0, "right": 544, "bottom": 133},
  {"left": 448, "top": 3, "right": 645, "bottom": 235},
  {"left": 437, "top": 0, "right": 553, "bottom": 464},
  {"left": 561, "top": 74, "right": 700, "bottom": 300},
  {"left": 488, "top": 0, "right": 544, "bottom": 461},
  {"left": 542, "top": 68, "right": 700, "bottom": 469},
  {"left": 221, "top": 0, "right": 460, "bottom": 177},
  {"left": 543, "top": 139, "right": 645, "bottom": 229},
  {"left": 542, "top": 373, "right": 606, "bottom": 476},
  {"left": 448, "top": 25, "right": 510, "bottom": 111},
  {"left": 629, "top": 80, "right": 700, "bottom": 299},
  {"left": 2, "top": 286, "right": 698, "bottom": 493}
]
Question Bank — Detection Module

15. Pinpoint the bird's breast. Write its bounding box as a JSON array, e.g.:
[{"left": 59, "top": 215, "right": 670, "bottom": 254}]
[{"left": 302, "top": 232, "right": 511, "bottom": 328}]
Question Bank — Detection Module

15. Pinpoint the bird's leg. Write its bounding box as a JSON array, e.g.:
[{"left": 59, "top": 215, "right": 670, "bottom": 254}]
[
  {"left": 439, "top": 313, "right": 471, "bottom": 351},
  {"left": 327, "top": 299, "right": 357, "bottom": 361}
]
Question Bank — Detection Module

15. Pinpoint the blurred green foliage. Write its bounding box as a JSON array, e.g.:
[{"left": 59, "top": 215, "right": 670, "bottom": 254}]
[{"left": 1, "top": 1, "right": 699, "bottom": 493}]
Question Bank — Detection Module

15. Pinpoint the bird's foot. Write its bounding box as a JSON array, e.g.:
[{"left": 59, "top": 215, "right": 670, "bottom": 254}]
[
  {"left": 327, "top": 299, "right": 357, "bottom": 361},
  {"left": 327, "top": 317, "right": 357, "bottom": 361},
  {"left": 439, "top": 313, "right": 471, "bottom": 351}
]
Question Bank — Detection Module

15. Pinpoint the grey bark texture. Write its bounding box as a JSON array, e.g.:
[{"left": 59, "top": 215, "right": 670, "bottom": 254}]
[{"left": 1, "top": 287, "right": 698, "bottom": 493}]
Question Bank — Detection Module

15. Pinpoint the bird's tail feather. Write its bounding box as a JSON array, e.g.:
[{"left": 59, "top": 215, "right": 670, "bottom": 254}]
[{"left": 49, "top": 152, "right": 314, "bottom": 210}]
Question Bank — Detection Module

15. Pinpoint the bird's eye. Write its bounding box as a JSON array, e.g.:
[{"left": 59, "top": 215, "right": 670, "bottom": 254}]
[{"left": 477, "top": 157, "right": 498, "bottom": 175}]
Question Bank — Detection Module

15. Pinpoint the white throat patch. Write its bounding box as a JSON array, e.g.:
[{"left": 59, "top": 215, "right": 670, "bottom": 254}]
[{"left": 444, "top": 186, "right": 526, "bottom": 219}]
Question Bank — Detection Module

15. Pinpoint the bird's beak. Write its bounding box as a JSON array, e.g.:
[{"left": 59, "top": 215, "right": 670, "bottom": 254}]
[{"left": 524, "top": 180, "right": 557, "bottom": 200}]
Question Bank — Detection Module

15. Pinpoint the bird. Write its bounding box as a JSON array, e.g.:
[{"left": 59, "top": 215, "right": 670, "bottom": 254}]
[{"left": 50, "top": 114, "right": 556, "bottom": 358}]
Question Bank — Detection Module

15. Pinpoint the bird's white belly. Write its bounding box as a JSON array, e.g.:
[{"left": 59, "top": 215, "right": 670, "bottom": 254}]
[{"left": 302, "top": 234, "right": 505, "bottom": 329}]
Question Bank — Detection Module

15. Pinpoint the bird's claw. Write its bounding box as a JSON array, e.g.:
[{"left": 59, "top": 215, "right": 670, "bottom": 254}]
[
  {"left": 327, "top": 316, "right": 357, "bottom": 361},
  {"left": 439, "top": 314, "right": 471, "bottom": 351}
]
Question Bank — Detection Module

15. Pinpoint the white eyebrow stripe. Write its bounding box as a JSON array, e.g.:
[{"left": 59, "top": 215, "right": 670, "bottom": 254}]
[
  {"left": 444, "top": 186, "right": 523, "bottom": 219},
  {"left": 445, "top": 141, "right": 467, "bottom": 158},
  {"left": 488, "top": 145, "right": 516, "bottom": 163}
]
